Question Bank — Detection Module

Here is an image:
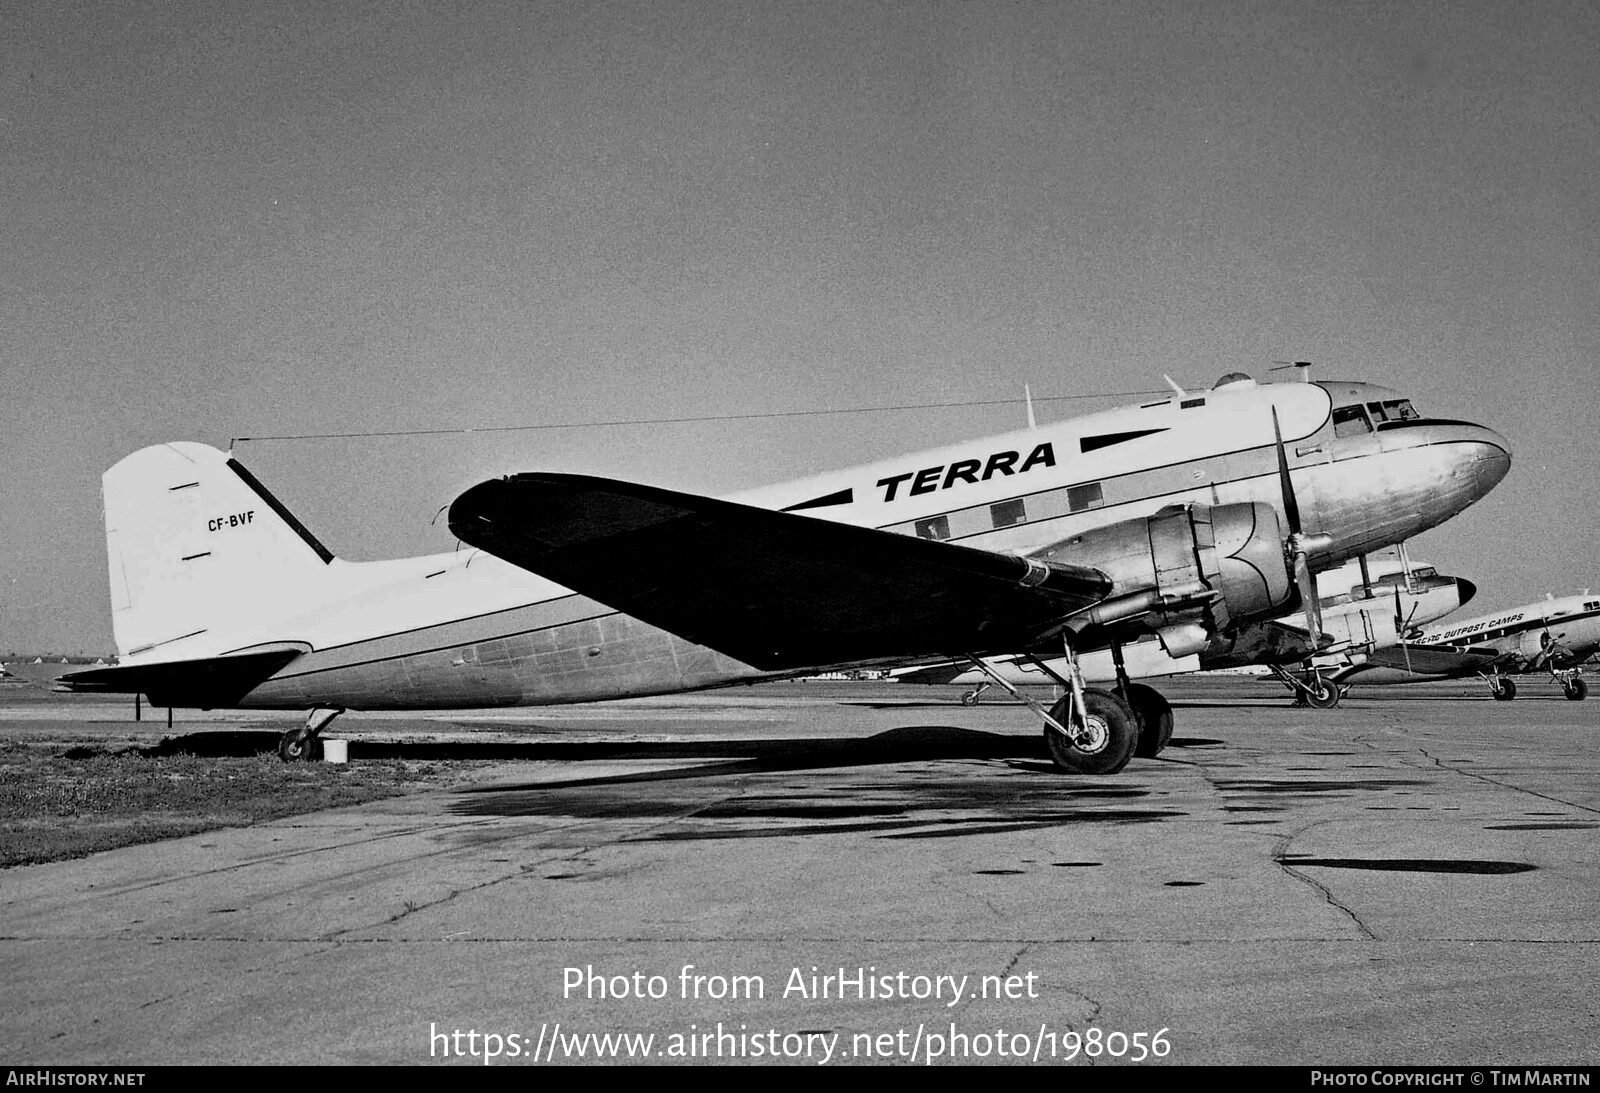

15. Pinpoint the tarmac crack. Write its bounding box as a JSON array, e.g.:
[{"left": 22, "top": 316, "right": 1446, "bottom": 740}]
[
  {"left": 1412, "top": 747, "right": 1600, "bottom": 815},
  {"left": 1272, "top": 827, "right": 1377, "bottom": 941}
]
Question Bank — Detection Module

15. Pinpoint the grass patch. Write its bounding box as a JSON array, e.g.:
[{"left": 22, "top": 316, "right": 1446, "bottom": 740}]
[{"left": 0, "top": 740, "right": 452, "bottom": 868}]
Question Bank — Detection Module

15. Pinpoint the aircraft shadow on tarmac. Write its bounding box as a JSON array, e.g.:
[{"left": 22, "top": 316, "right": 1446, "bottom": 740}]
[
  {"left": 114, "top": 726, "right": 1226, "bottom": 841},
  {"left": 127, "top": 725, "right": 1223, "bottom": 766}
]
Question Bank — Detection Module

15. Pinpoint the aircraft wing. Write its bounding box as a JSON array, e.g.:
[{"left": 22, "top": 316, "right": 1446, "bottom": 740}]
[
  {"left": 56, "top": 644, "right": 307, "bottom": 706},
  {"left": 1355, "top": 643, "right": 1504, "bottom": 677},
  {"left": 449, "top": 474, "right": 1114, "bottom": 671}
]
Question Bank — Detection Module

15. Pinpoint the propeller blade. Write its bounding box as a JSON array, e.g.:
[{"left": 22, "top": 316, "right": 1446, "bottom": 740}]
[
  {"left": 1295, "top": 551, "right": 1326, "bottom": 647},
  {"left": 1270, "top": 406, "right": 1303, "bottom": 534},
  {"left": 1272, "top": 405, "right": 1330, "bottom": 646},
  {"left": 1391, "top": 586, "right": 1416, "bottom": 673}
]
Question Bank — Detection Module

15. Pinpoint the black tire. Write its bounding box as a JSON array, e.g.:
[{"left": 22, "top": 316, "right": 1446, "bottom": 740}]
[
  {"left": 1565, "top": 678, "right": 1587, "bottom": 701},
  {"left": 960, "top": 690, "right": 981, "bottom": 707},
  {"left": 1305, "top": 680, "right": 1342, "bottom": 709},
  {"left": 278, "top": 728, "right": 313, "bottom": 762},
  {"left": 1127, "top": 683, "right": 1174, "bottom": 758},
  {"left": 1043, "top": 688, "right": 1138, "bottom": 775},
  {"left": 1491, "top": 678, "right": 1517, "bottom": 701}
]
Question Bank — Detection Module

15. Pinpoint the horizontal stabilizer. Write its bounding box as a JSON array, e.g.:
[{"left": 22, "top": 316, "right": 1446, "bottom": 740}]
[
  {"left": 448, "top": 474, "right": 1112, "bottom": 670},
  {"left": 1357, "top": 643, "right": 1502, "bottom": 676},
  {"left": 56, "top": 644, "right": 307, "bottom": 707}
]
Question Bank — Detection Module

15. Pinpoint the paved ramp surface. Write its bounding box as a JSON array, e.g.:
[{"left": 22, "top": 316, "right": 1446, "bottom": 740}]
[{"left": 3, "top": 680, "right": 1597, "bottom": 1065}]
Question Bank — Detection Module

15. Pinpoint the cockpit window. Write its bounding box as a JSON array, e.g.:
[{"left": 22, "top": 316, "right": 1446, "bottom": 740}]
[
  {"left": 1368, "top": 399, "right": 1420, "bottom": 423},
  {"left": 1332, "top": 405, "right": 1372, "bottom": 437}
]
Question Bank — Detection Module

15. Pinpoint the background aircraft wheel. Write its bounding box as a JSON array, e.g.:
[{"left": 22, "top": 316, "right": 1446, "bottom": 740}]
[
  {"left": 1491, "top": 678, "right": 1517, "bottom": 701},
  {"left": 1127, "top": 683, "right": 1173, "bottom": 757},
  {"left": 1043, "top": 689, "right": 1137, "bottom": 775},
  {"left": 1564, "top": 678, "right": 1587, "bottom": 701},
  {"left": 960, "top": 690, "right": 981, "bottom": 707},
  {"left": 1305, "top": 681, "right": 1342, "bottom": 709}
]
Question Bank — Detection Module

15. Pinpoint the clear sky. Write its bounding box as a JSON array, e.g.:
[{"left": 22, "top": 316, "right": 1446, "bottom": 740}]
[{"left": 3, "top": 1, "right": 1597, "bottom": 654}]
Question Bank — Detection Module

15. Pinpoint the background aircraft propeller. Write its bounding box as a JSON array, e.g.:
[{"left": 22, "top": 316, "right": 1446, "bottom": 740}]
[{"left": 1393, "top": 583, "right": 1417, "bottom": 674}]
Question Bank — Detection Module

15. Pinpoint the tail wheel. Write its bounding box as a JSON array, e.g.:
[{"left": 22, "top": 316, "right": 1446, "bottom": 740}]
[
  {"left": 1044, "top": 688, "right": 1138, "bottom": 775},
  {"left": 1564, "top": 678, "right": 1587, "bottom": 701},
  {"left": 1126, "top": 683, "right": 1174, "bottom": 758},
  {"left": 1491, "top": 678, "right": 1517, "bottom": 701},
  {"left": 277, "top": 728, "right": 315, "bottom": 762}
]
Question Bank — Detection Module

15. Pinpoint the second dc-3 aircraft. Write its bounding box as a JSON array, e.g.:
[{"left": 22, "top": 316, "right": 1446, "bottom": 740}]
[
  {"left": 1327, "top": 591, "right": 1600, "bottom": 702},
  {"left": 61, "top": 370, "right": 1510, "bottom": 775}
]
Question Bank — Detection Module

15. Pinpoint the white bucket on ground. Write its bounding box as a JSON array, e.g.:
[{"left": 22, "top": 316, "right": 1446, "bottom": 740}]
[{"left": 321, "top": 738, "right": 348, "bottom": 764}]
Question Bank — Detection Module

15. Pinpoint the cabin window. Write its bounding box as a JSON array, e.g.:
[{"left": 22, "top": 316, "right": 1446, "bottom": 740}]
[
  {"left": 1067, "top": 482, "right": 1104, "bottom": 512},
  {"left": 990, "top": 498, "right": 1026, "bottom": 528},
  {"left": 1585, "top": 601, "right": 1599, "bottom": 611},
  {"left": 1332, "top": 405, "right": 1372, "bottom": 437},
  {"left": 914, "top": 515, "right": 950, "bottom": 541}
]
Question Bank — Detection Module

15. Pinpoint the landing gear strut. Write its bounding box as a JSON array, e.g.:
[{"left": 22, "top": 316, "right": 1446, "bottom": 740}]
[
  {"left": 1269, "top": 664, "right": 1343, "bottom": 709},
  {"left": 279, "top": 707, "right": 343, "bottom": 762},
  {"left": 962, "top": 639, "right": 1141, "bottom": 775},
  {"left": 960, "top": 682, "right": 992, "bottom": 707}
]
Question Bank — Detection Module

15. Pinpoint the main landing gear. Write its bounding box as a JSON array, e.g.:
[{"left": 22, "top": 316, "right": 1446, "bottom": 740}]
[
  {"left": 1268, "top": 664, "right": 1344, "bottom": 709},
  {"left": 278, "top": 707, "right": 343, "bottom": 761},
  {"left": 1554, "top": 668, "right": 1587, "bottom": 701},
  {"left": 962, "top": 639, "right": 1166, "bottom": 775},
  {"left": 1481, "top": 669, "right": 1587, "bottom": 701}
]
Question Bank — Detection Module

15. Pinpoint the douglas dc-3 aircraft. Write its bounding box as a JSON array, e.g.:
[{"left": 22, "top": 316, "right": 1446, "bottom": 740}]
[
  {"left": 895, "top": 554, "right": 1476, "bottom": 725},
  {"left": 60, "top": 372, "right": 1510, "bottom": 775},
  {"left": 1328, "top": 591, "right": 1600, "bottom": 701}
]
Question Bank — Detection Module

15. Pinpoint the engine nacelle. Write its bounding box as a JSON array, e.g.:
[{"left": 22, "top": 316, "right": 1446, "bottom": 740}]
[{"left": 1032, "top": 502, "right": 1294, "bottom": 632}]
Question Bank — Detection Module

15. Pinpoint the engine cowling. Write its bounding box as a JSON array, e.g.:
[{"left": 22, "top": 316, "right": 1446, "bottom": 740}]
[{"left": 1031, "top": 502, "right": 1294, "bottom": 637}]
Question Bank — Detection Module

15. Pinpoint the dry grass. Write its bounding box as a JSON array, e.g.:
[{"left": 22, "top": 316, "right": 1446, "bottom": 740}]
[{"left": 0, "top": 740, "right": 455, "bottom": 868}]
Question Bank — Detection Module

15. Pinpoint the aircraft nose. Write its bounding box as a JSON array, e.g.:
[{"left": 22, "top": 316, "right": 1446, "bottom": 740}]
[
  {"left": 1454, "top": 577, "right": 1477, "bottom": 609},
  {"left": 1472, "top": 427, "right": 1512, "bottom": 493}
]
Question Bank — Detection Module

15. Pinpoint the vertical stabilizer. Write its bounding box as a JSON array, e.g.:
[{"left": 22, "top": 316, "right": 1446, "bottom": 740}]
[{"left": 103, "top": 443, "right": 335, "bottom": 659}]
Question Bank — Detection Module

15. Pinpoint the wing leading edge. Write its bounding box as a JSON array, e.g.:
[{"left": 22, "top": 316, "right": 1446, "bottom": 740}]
[{"left": 448, "top": 474, "right": 1112, "bottom": 671}]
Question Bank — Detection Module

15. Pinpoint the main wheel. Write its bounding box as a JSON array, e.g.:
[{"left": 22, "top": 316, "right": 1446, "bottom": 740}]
[
  {"left": 1491, "top": 678, "right": 1517, "bottom": 701},
  {"left": 1564, "top": 678, "right": 1587, "bottom": 701},
  {"left": 1305, "top": 680, "right": 1342, "bottom": 709},
  {"left": 1043, "top": 688, "right": 1138, "bottom": 775},
  {"left": 1127, "top": 683, "right": 1174, "bottom": 758},
  {"left": 960, "top": 690, "right": 981, "bottom": 707}
]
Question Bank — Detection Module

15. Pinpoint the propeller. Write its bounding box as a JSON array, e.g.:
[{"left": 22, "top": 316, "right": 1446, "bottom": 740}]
[
  {"left": 1272, "top": 407, "right": 1332, "bottom": 648},
  {"left": 1534, "top": 630, "right": 1573, "bottom": 671},
  {"left": 1393, "top": 584, "right": 1416, "bottom": 674}
]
